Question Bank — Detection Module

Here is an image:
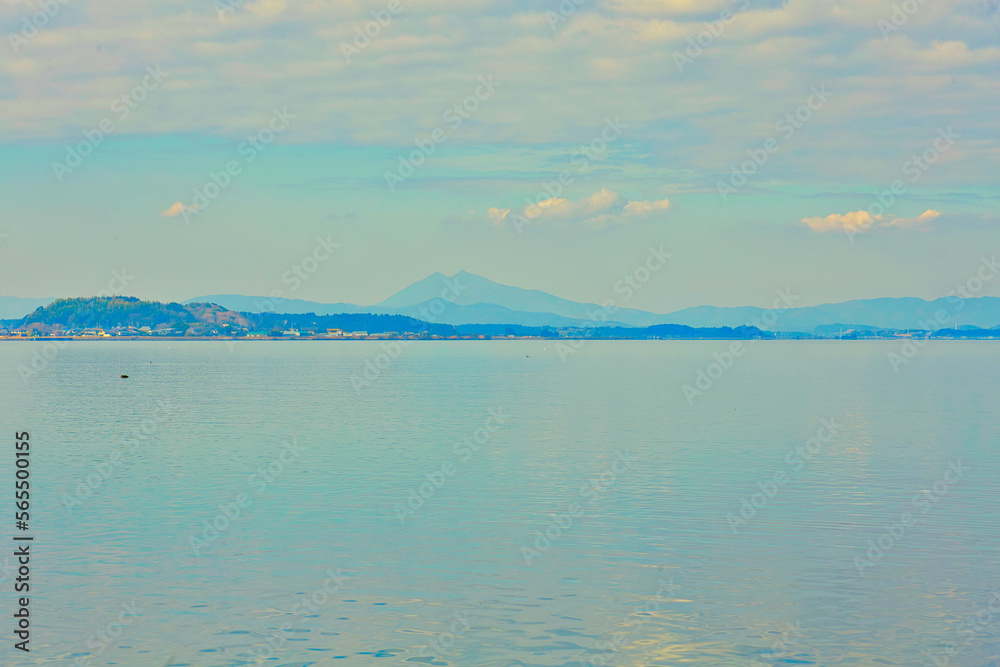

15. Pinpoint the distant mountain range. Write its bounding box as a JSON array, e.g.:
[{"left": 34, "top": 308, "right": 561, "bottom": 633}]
[
  {"left": 9, "top": 296, "right": 774, "bottom": 341},
  {"left": 661, "top": 297, "right": 1000, "bottom": 332},
  {"left": 4, "top": 270, "right": 1000, "bottom": 332},
  {"left": 186, "top": 271, "right": 1000, "bottom": 332}
]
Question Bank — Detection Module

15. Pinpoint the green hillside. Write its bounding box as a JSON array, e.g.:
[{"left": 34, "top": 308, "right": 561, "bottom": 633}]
[{"left": 20, "top": 296, "right": 247, "bottom": 329}]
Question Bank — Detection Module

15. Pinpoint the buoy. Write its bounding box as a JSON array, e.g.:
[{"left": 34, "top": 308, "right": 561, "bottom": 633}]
[{"left": 121, "top": 374, "right": 129, "bottom": 378}]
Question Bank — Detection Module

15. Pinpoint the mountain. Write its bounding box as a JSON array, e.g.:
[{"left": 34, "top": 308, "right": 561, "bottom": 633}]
[
  {"left": 383, "top": 300, "right": 632, "bottom": 328},
  {"left": 11, "top": 290, "right": 999, "bottom": 339},
  {"left": 186, "top": 272, "right": 1000, "bottom": 331},
  {"left": 188, "top": 272, "right": 650, "bottom": 327},
  {"left": 21, "top": 296, "right": 249, "bottom": 330},
  {"left": 8, "top": 296, "right": 777, "bottom": 340},
  {"left": 0, "top": 296, "right": 56, "bottom": 320},
  {"left": 184, "top": 294, "right": 361, "bottom": 316},
  {"left": 664, "top": 297, "right": 1000, "bottom": 332},
  {"left": 376, "top": 270, "right": 666, "bottom": 326}
]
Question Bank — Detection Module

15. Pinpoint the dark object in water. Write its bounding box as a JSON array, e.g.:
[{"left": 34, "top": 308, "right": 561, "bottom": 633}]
[{"left": 121, "top": 374, "right": 129, "bottom": 378}]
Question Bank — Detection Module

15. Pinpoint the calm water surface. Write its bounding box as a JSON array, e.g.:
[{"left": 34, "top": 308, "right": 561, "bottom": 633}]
[{"left": 1, "top": 341, "right": 998, "bottom": 666}]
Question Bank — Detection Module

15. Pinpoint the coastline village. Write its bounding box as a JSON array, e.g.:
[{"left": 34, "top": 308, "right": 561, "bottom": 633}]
[
  {"left": 0, "top": 324, "right": 469, "bottom": 341},
  {"left": 1, "top": 297, "right": 996, "bottom": 341},
  {"left": 0, "top": 322, "right": 985, "bottom": 341}
]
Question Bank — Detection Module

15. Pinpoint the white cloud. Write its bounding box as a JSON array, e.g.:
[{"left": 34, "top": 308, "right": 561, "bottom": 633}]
[
  {"left": 0, "top": 0, "right": 995, "bottom": 188},
  {"left": 487, "top": 207, "right": 510, "bottom": 224},
  {"left": 491, "top": 188, "right": 670, "bottom": 230},
  {"left": 868, "top": 37, "right": 1000, "bottom": 71},
  {"left": 801, "top": 209, "right": 942, "bottom": 233},
  {"left": 244, "top": 0, "right": 287, "bottom": 18},
  {"left": 879, "top": 209, "right": 942, "bottom": 229},
  {"left": 603, "top": 0, "right": 734, "bottom": 16},
  {"left": 160, "top": 202, "right": 193, "bottom": 218}
]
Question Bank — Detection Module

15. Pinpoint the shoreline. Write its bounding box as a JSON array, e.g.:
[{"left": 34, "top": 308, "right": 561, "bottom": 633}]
[{"left": 2, "top": 336, "right": 997, "bottom": 342}]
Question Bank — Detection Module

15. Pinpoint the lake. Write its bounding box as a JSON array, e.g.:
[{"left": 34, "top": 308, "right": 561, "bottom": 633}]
[{"left": 1, "top": 340, "right": 998, "bottom": 666}]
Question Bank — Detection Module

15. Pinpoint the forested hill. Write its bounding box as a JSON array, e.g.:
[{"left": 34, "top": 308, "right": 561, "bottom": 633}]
[
  {"left": 19, "top": 296, "right": 248, "bottom": 329},
  {"left": 12, "top": 296, "right": 782, "bottom": 339}
]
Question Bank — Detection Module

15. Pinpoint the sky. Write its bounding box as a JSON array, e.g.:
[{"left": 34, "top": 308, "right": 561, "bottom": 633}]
[{"left": 1, "top": 0, "right": 998, "bottom": 312}]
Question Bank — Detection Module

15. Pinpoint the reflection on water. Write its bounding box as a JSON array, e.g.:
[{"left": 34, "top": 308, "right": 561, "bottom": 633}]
[{"left": 1, "top": 341, "right": 998, "bottom": 666}]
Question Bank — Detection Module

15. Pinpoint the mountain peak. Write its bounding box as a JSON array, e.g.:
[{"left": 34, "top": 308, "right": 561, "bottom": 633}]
[
  {"left": 450, "top": 270, "right": 498, "bottom": 285},
  {"left": 375, "top": 270, "right": 632, "bottom": 320}
]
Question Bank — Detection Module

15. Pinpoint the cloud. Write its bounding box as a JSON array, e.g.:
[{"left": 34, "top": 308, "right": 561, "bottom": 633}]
[
  {"left": 491, "top": 188, "right": 670, "bottom": 230},
  {"left": 879, "top": 209, "right": 941, "bottom": 229},
  {"left": 801, "top": 210, "right": 878, "bottom": 233},
  {"left": 868, "top": 37, "right": 1000, "bottom": 71},
  {"left": 0, "top": 0, "right": 996, "bottom": 188},
  {"left": 801, "top": 209, "right": 942, "bottom": 233},
  {"left": 244, "top": 0, "right": 287, "bottom": 18},
  {"left": 160, "top": 202, "right": 193, "bottom": 218},
  {"left": 487, "top": 207, "right": 510, "bottom": 224},
  {"left": 603, "top": 0, "right": 735, "bottom": 15}
]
